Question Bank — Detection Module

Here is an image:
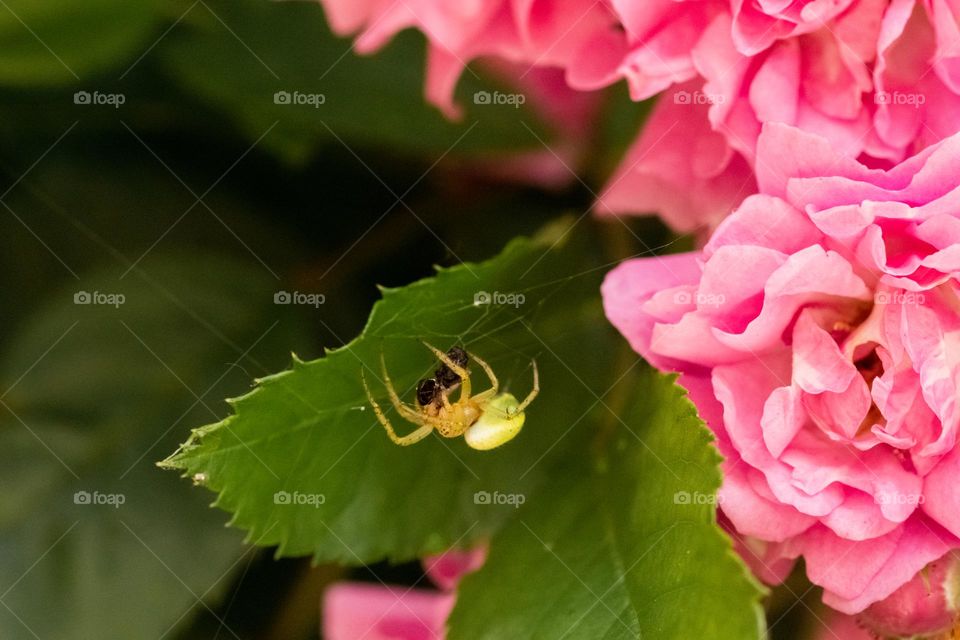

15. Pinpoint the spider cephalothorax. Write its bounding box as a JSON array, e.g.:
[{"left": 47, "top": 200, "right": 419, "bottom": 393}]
[{"left": 361, "top": 343, "right": 539, "bottom": 450}]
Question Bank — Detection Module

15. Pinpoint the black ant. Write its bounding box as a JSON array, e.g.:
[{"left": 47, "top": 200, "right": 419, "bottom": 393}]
[{"left": 415, "top": 346, "right": 468, "bottom": 408}]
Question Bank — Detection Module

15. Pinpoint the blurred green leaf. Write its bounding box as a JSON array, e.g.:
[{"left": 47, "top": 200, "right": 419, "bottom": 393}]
[
  {"left": 0, "top": 254, "right": 295, "bottom": 639},
  {"left": 448, "top": 369, "right": 766, "bottom": 640},
  {"left": 163, "top": 219, "right": 620, "bottom": 562},
  {"left": 157, "top": 0, "right": 554, "bottom": 163},
  {"left": 0, "top": 0, "right": 163, "bottom": 85}
]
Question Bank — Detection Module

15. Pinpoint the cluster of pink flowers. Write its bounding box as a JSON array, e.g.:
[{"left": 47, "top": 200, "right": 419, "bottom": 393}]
[
  {"left": 597, "top": 0, "right": 960, "bottom": 230},
  {"left": 316, "top": 0, "right": 960, "bottom": 636}
]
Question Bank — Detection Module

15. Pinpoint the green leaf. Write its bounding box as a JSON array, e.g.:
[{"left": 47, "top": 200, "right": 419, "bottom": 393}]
[
  {"left": 0, "top": 255, "right": 296, "bottom": 639},
  {"left": 162, "top": 220, "right": 764, "bottom": 636},
  {"left": 163, "top": 219, "right": 620, "bottom": 563},
  {"left": 156, "top": 0, "right": 554, "bottom": 162},
  {"left": 447, "top": 369, "right": 766, "bottom": 640},
  {"left": 0, "top": 0, "right": 163, "bottom": 85}
]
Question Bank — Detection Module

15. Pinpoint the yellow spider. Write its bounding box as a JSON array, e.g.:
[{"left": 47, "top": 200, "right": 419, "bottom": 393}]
[{"left": 361, "top": 343, "right": 539, "bottom": 450}]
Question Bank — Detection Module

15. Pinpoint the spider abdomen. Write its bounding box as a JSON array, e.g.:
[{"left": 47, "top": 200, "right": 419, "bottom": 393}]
[{"left": 464, "top": 393, "right": 525, "bottom": 451}]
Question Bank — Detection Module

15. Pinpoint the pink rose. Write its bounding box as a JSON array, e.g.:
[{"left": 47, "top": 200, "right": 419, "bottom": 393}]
[
  {"left": 594, "top": 0, "right": 960, "bottom": 229},
  {"left": 322, "top": 548, "right": 484, "bottom": 639},
  {"left": 602, "top": 123, "right": 960, "bottom": 628}
]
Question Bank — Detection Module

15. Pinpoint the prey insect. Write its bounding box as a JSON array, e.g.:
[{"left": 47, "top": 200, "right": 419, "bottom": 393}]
[{"left": 361, "top": 343, "right": 539, "bottom": 450}]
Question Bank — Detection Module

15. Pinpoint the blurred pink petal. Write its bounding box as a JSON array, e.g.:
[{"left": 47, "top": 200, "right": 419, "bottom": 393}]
[
  {"left": 858, "top": 550, "right": 960, "bottom": 637},
  {"left": 324, "top": 547, "right": 485, "bottom": 639},
  {"left": 317, "top": 0, "right": 615, "bottom": 117},
  {"left": 596, "top": 83, "right": 756, "bottom": 233},
  {"left": 422, "top": 547, "right": 486, "bottom": 591},
  {"left": 464, "top": 63, "right": 604, "bottom": 189},
  {"left": 813, "top": 611, "right": 874, "bottom": 640},
  {"left": 323, "top": 583, "right": 454, "bottom": 640}
]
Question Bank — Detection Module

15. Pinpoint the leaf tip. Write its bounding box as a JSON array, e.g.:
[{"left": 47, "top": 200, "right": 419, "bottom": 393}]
[{"left": 157, "top": 447, "right": 189, "bottom": 471}]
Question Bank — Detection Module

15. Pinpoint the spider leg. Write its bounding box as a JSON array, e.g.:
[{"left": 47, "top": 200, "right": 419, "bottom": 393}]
[
  {"left": 512, "top": 360, "right": 539, "bottom": 414},
  {"left": 422, "top": 341, "right": 472, "bottom": 401},
  {"left": 362, "top": 368, "right": 434, "bottom": 446},
  {"left": 387, "top": 424, "right": 434, "bottom": 446},
  {"left": 379, "top": 352, "right": 424, "bottom": 422},
  {"left": 466, "top": 351, "right": 498, "bottom": 401},
  {"left": 439, "top": 390, "right": 454, "bottom": 411}
]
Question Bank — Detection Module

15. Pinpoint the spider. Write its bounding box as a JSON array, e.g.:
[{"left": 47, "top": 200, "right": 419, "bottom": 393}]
[{"left": 361, "top": 342, "right": 539, "bottom": 450}]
